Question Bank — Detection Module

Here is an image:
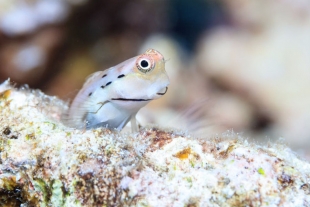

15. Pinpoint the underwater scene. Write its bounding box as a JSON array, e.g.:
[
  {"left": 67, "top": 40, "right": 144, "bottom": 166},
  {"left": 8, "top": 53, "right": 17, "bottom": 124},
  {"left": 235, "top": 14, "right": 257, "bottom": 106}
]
[{"left": 0, "top": 1, "right": 310, "bottom": 206}]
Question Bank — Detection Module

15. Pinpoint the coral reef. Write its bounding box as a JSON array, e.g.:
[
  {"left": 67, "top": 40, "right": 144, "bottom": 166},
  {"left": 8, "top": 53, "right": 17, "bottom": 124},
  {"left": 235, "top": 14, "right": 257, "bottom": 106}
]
[
  {"left": 197, "top": 0, "right": 310, "bottom": 149},
  {"left": 0, "top": 0, "right": 82, "bottom": 86},
  {"left": 0, "top": 80, "right": 309, "bottom": 206}
]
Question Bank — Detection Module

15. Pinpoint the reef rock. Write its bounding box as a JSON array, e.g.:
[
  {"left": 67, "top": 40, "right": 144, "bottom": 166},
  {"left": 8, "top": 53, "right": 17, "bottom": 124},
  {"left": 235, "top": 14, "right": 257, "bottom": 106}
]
[{"left": 0, "top": 80, "right": 309, "bottom": 206}]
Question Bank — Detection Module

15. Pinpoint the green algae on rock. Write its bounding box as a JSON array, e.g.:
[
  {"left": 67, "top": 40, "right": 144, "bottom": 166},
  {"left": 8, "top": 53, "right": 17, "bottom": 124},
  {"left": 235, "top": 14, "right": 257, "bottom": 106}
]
[{"left": 0, "top": 80, "right": 309, "bottom": 206}]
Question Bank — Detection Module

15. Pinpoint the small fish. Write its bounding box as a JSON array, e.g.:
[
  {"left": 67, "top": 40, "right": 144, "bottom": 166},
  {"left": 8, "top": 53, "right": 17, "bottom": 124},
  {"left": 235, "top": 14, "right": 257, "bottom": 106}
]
[{"left": 66, "top": 49, "right": 169, "bottom": 132}]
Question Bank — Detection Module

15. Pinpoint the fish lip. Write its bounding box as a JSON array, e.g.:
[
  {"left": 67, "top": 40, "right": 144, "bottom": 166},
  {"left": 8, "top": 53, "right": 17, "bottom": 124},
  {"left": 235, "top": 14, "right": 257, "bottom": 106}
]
[
  {"left": 157, "top": 87, "right": 168, "bottom": 96},
  {"left": 111, "top": 98, "right": 152, "bottom": 102}
]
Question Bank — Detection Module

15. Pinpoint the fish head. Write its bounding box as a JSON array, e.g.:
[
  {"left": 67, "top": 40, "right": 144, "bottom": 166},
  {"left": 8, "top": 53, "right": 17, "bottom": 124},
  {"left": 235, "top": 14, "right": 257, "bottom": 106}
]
[{"left": 130, "top": 49, "right": 170, "bottom": 99}]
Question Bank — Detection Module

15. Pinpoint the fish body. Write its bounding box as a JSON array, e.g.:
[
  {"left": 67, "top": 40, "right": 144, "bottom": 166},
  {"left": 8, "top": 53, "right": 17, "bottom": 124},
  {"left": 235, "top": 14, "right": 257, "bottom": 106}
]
[{"left": 66, "top": 49, "right": 169, "bottom": 131}]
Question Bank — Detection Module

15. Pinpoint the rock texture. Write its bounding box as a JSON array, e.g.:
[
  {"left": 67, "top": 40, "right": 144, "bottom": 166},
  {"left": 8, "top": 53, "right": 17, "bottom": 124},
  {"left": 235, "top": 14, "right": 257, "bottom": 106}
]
[{"left": 0, "top": 80, "right": 309, "bottom": 206}]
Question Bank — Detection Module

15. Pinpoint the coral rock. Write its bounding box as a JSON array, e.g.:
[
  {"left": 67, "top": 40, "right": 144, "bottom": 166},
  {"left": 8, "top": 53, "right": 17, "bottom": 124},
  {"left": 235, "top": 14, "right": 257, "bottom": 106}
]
[{"left": 0, "top": 80, "right": 309, "bottom": 206}]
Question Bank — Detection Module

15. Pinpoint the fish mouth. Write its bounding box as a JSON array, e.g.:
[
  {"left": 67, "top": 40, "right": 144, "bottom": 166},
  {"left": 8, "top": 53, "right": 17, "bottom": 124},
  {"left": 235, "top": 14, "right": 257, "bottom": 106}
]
[
  {"left": 111, "top": 98, "right": 152, "bottom": 102},
  {"left": 157, "top": 87, "right": 168, "bottom": 96}
]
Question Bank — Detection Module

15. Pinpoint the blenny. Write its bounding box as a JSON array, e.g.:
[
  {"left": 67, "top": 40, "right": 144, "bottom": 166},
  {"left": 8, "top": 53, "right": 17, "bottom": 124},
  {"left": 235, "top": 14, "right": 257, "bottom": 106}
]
[{"left": 66, "top": 49, "right": 170, "bottom": 132}]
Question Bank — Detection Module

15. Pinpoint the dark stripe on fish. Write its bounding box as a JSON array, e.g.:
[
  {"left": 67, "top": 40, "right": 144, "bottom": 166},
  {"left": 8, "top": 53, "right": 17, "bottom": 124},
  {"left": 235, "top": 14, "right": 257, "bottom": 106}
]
[{"left": 112, "top": 98, "right": 152, "bottom": 102}]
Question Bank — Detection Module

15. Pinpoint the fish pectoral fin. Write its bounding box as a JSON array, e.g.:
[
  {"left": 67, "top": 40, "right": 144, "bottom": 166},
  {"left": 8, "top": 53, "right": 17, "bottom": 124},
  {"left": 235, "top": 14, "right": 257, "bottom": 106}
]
[{"left": 130, "top": 115, "right": 138, "bottom": 133}]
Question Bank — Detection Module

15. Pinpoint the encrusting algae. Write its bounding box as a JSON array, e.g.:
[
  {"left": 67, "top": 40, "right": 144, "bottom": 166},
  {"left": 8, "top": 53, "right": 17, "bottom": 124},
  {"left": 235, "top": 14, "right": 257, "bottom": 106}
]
[{"left": 0, "top": 79, "right": 309, "bottom": 206}]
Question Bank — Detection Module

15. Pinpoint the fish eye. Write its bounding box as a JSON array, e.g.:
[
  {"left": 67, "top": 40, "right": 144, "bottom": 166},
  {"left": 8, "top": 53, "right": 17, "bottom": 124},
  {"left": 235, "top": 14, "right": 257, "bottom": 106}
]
[
  {"left": 137, "top": 58, "right": 154, "bottom": 73},
  {"left": 140, "top": 60, "right": 149, "bottom": 68}
]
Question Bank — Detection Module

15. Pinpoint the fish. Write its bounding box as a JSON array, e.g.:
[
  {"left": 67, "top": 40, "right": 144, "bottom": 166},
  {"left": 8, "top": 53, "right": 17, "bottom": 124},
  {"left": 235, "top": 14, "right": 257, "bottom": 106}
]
[{"left": 65, "top": 49, "right": 170, "bottom": 132}]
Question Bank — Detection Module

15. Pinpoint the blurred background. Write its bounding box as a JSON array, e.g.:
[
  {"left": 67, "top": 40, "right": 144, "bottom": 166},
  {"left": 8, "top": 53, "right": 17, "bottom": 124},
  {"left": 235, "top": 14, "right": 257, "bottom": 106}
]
[{"left": 1, "top": 0, "right": 310, "bottom": 159}]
